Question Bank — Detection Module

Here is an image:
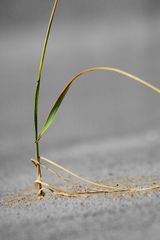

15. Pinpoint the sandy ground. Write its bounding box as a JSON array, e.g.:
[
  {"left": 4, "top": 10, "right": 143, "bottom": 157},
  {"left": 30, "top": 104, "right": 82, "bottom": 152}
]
[{"left": 1, "top": 131, "right": 160, "bottom": 240}]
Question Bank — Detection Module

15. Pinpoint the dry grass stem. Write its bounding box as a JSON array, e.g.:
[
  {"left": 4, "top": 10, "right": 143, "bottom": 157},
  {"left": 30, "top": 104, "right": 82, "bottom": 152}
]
[
  {"left": 31, "top": 156, "right": 160, "bottom": 197},
  {"left": 37, "top": 67, "right": 160, "bottom": 142}
]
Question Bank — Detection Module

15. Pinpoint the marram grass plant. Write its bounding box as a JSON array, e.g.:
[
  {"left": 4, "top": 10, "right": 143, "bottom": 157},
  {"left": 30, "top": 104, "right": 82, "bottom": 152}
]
[{"left": 32, "top": 0, "right": 160, "bottom": 198}]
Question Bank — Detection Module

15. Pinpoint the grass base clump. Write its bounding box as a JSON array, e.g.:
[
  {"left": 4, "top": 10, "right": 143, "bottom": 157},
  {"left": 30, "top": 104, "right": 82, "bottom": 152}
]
[{"left": 31, "top": 156, "right": 160, "bottom": 198}]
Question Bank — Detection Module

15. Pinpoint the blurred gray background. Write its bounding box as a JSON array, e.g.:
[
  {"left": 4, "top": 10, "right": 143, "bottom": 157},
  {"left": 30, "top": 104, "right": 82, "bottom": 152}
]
[
  {"left": 1, "top": 1, "right": 160, "bottom": 240},
  {"left": 0, "top": 0, "right": 160, "bottom": 185}
]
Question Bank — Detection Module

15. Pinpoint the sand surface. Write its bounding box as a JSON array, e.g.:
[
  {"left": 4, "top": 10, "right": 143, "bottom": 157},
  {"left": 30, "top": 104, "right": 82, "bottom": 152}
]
[{"left": 1, "top": 131, "right": 160, "bottom": 240}]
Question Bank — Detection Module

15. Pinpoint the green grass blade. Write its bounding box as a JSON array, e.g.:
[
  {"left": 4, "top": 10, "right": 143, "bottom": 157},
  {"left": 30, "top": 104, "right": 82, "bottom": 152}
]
[
  {"left": 37, "top": 85, "right": 71, "bottom": 142},
  {"left": 37, "top": 67, "right": 160, "bottom": 142},
  {"left": 34, "top": 0, "right": 59, "bottom": 141}
]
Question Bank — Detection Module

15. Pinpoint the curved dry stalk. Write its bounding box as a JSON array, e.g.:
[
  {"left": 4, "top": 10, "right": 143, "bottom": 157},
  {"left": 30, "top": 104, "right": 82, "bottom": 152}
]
[
  {"left": 32, "top": 160, "right": 127, "bottom": 194},
  {"left": 38, "top": 156, "right": 160, "bottom": 195},
  {"left": 40, "top": 156, "right": 129, "bottom": 192},
  {"left": 38, "top": 67, "right": 160, "bottom": 141},
  {"left": 66, "top": 67, "right": 160, "bottom": 93},
  {"left": 32, "top": 157, "right": 160, "bottom": 197},
  {"left": 35, "top": 179, "right": 122, "bottom": 197},
  {"left": 36, "top": 177, "right": 160, "bottom": 198},
  {"left": 40, "top": 156, "right": 160, "bottom": 193},
  {"left": 35, "top": 180, "right": 89, "bottom": 197}
]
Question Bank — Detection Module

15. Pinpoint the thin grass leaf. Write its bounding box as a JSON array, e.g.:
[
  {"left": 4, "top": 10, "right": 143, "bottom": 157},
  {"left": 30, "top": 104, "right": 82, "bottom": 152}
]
[
  {"left": 37, "top": 67, "right": 160, "bottom": 141},
  {"left": 37, "top": 86, "right": 71, "bottom": 142},
  {"left": 34, "top": 0, "right": 59, "bottom": 141}
]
